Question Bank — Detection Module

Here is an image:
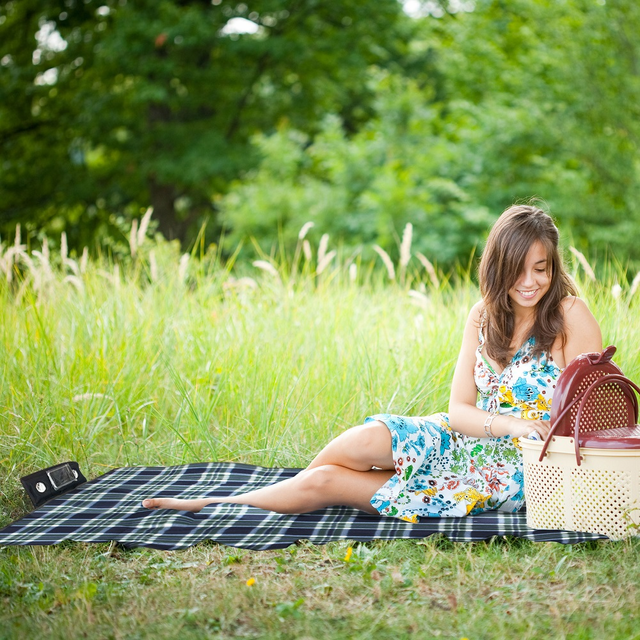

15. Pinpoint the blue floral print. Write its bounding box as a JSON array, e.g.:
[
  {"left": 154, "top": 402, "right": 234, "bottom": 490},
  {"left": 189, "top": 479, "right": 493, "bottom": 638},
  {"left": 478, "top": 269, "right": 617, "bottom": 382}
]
[{"left": 512, "top": 377, "right": 539, "bottom": 401}]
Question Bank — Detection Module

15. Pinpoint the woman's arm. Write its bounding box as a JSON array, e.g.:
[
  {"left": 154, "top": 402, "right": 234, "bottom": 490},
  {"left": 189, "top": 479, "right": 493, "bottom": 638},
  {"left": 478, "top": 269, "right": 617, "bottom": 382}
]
[
  {"left": 446, "top": 301, "right": 525, "bottom": 439},
  {"left": 560, "top": 296, "right": 602, "bottom": 364}
]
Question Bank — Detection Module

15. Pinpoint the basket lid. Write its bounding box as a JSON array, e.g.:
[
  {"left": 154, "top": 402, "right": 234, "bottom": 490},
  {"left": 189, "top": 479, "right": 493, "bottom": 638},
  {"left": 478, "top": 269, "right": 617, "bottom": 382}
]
[{"left": 578, "top": 424, "right": 640, "bottom": 449}]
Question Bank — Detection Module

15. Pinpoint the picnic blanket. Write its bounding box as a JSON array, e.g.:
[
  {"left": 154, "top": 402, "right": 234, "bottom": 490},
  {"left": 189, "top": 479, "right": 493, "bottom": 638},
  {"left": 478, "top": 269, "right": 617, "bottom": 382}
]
[{"left": 0, "top": 462, "right": 609, "bottom": 550}]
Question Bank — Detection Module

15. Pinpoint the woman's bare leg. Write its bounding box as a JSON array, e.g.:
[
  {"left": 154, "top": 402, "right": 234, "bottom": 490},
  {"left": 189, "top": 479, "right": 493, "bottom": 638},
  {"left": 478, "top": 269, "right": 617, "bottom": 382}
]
[
  {"left": 142, "top": 465, "right": 394, "bottom": 514},
  {"left": 142, "top": 420, "right": 394, "bottom": 513},
  {"left": 306, "top": 421, "right": 393, "bottom": 470}
]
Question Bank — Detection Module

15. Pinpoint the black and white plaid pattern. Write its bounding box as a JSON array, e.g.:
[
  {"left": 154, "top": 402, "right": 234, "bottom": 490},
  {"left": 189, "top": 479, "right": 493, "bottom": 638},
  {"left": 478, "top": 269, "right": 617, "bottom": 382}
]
[{"left": 0, "top": 463, "right": 611, "bottom": 550}]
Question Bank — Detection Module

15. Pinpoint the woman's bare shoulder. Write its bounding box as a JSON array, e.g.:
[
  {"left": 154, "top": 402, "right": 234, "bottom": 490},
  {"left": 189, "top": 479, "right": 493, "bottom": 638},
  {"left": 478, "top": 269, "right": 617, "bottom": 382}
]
[
  {"left": 467, "top": 299, "right": 485, "bottom": 323},
  {"left": 458, "top": 300, "right": 485, "bottom": 352},
  {"left": 560, "top": 296, "right": 595, "bottom": 322},
  {"left": 560, "top": 296, "right": 602, "bottom": 357}
]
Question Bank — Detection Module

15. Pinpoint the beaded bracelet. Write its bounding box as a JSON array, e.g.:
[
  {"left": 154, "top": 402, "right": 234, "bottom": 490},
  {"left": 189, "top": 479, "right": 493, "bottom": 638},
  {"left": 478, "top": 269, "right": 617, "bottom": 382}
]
[{"left": 483, "top": 413, "right": 497, "bottom": 438}]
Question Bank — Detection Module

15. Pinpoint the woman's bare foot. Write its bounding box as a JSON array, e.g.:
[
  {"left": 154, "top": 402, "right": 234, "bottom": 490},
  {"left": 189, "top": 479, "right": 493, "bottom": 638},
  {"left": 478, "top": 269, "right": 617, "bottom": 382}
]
[{"left": 142, "top": 497, "right": 216, "bottom": 512}]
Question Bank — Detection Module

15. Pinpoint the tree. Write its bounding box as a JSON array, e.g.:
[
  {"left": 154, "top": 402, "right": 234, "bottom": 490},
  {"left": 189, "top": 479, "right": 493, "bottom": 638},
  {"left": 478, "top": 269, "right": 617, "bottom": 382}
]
[
  {"left": 422, "top": 0, "right": 640, "bottom": 260},
  {"left": 220, "top": 75, "right": 494, "bottom": 266},
  {"left": 0, "top": 1, "right": 98, "bottom": 243},
  {"left": 221, "top": 0, "right": 640, "bottom": 268},
  {"left": 0, "top": 0, "right": 410, "bottom": 246}
]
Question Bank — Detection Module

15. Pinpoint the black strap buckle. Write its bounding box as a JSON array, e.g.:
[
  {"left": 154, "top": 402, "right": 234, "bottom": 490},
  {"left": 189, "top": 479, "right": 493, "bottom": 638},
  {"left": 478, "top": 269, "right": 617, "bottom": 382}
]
[{"left": 20, "top": 461, "right": 86, "bottom": 508}]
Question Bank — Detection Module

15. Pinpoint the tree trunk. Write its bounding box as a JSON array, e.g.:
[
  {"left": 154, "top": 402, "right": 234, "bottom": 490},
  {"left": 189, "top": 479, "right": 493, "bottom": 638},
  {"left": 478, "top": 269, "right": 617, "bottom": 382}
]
[{"left": 148, "top": 176, "right": 180, "bottom": 241}]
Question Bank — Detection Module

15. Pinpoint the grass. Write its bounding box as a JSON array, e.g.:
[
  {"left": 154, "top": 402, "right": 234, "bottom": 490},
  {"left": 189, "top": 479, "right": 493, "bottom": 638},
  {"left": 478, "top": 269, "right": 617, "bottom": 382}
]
[
  {"left": 1, "top": 228, "right": 640, "bottom": 639},
  {"left": 2, "top": 538, "right": 639, "bottom": 639}
]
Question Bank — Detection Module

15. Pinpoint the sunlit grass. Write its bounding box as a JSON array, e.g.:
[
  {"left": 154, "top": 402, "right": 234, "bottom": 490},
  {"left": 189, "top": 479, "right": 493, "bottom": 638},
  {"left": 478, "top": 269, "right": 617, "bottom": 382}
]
[
  {"left": 1, "top": 225, "right": 640, "bottom": 638},
  {"left": 0, "top": 231, "right": 473, "bottom": 489}
]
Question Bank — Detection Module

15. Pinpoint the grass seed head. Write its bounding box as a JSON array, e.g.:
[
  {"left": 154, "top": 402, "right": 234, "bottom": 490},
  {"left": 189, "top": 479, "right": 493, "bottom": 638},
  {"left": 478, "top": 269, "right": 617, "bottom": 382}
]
[
  {"left": 179, "top": 254, "right": 190, "bottom": 281},
  {"left": 569, "top": 246, "right": 597, "bottom": 282},
  {"left": 318, "top": 234, "right": 329, "bottom": 265},
  {"left": 138, "top": 207, "right": 153, "bottom": 245},
  {"left": 416, "top": 252, "right": 440, "bottom": 289},
  {"left": 252, "top": 260, "right": 280, "bottom": 279},
  {"left": 32, "top": 249, "right": 53, "bottom": 286},
  {"left": 316, "top": 250, "right": 336, "bottom": 275},
  {"left": 65, "top": 258, "right": 80, "bottom": 276},
  {"left": 17, "top": 250, "right": 36, "bottom": 274},
  {"left": 130, "top": 219, "right": 139, "bottom": 258},
  {"left": 400, "top": 223, "right": 413, "bottom": 268},
  {"left": 235, "top": 277, "right": 258, "bottom": 289},
  {"left": 373, "top": 245, "right": 396, "bottom": 281},
  {"left": 2, "top": 247, "right": 16, "bottom": 282},
  {"left": 302, "top": 240, "right": 312, "bottom": 262},
  {"left": 42, "top": 237, "right": 50, "bottom": 263},
  {"left": 64, "top": 275, "right": 84, "bottom": 293},
  {"left": 298, "top": 222, "right": 314, "bottom": 241}
]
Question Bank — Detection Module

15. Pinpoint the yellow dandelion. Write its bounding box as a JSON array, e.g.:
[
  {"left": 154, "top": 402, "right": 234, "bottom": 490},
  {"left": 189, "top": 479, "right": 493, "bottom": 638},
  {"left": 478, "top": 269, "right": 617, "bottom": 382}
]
[
  {"left": 344, "top": 546, "right": 353, "bottom": 562},
  {"left": 246, "top": 577, "right": 256, "bottom": 587}
]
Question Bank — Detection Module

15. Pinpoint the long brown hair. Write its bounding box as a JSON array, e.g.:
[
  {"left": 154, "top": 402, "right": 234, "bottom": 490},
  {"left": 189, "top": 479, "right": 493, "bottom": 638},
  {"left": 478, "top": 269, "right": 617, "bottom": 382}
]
[{"left": 478, "top": 204, "right": 577, "bottom": 367}]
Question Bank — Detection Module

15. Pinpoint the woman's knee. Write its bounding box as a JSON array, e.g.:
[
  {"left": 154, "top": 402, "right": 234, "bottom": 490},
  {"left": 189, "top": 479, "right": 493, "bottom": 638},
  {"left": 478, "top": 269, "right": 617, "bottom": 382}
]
[{"left": 297, "top": 465, "right": 342, "bottom": 494}]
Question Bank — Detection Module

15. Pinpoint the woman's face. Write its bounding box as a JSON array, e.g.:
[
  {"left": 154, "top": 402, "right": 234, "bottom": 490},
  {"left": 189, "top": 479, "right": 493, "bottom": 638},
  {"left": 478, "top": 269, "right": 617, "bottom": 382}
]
[{"left": 508, "top": 240, "right": 551, "bottom": 313}]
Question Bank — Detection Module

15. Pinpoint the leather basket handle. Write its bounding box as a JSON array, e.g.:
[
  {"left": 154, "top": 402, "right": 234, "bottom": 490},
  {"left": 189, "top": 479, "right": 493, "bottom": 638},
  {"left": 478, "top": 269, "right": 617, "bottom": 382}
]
[
  {"left": 588, "top": 345, "right": 617, "bottom": 365},
  {"left": 539, "top": 372, "right": 640, "bottom": 463},
  {"left": 539, "top": 389, "right": 588, "bottom": 461}
]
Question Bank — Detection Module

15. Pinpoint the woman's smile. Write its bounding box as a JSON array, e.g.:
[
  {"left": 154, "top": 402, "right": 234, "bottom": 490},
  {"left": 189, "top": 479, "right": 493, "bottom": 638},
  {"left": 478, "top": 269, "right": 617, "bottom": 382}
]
[{"left": 508, "top": 241, "right": 551, "bottom": 310}]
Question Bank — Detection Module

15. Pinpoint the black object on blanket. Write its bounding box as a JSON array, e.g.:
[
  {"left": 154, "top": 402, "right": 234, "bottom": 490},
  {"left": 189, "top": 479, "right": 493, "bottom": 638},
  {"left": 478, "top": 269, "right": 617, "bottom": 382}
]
[
  {"left": 20, "top": 461, "right": 86, "bottom": 508},
  {"left": 0, "top": 462, "right": 610, "bottom": 550}
]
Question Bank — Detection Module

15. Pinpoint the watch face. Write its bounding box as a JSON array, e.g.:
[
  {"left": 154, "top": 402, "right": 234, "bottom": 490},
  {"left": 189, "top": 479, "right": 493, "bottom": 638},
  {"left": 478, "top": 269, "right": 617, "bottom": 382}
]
[{"left": 47, "top": 464, "right": 76, "bottom": 490}]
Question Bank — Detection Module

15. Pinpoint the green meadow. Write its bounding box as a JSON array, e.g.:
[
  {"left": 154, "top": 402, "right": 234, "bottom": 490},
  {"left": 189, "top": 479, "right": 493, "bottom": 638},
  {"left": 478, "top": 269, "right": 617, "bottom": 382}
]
[{"left": 1, "top": 230, "right": 639, "bottom": 639}]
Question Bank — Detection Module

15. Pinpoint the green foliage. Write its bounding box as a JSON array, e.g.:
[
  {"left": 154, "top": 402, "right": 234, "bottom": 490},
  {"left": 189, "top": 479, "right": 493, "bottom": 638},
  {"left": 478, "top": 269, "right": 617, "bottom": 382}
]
[
  {"left": 1, "top": 228, "right": 640, "bottom": 639},
  {"left": 2, "top": 0, "right": 640, "bottom": 268},
  {"left": 0, "top": 0, "right": 408, "bottom": 244},
  {"left": 221, "top": 78, "right": 494, "bottom": 266},
  {"left": 0, "top": 234, "right": 462, "bottom": 476},
  {"left": 1, "top": 538, "right": 639, "bottom": 639},
  {"left": 222, "top": 0, "right": 640, "bottom": 267},
  {"left": 1, "top": 222, "right": 639, "bottom": 482},
  {"left": 421, "top": 0, "right": 640, "bottom": 259}
]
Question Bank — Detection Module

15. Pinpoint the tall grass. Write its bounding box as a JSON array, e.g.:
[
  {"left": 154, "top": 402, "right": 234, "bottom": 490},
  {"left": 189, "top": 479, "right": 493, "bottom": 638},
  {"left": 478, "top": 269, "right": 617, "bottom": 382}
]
[
  {"left": 1, "top": 222, "right": 640, "bottom": 491},
  {"left": 0, "top": 250, "right": 465, "bottom": 484},
  {"left": 1, "top": 221, "right": 640, "bottom": 639}
]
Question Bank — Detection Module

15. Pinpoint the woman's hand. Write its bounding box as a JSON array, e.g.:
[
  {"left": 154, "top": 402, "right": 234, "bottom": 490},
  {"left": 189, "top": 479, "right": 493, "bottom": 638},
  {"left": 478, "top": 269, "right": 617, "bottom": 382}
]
[{"left": 504, "top": 417, "right": 551, "bottom": 440}]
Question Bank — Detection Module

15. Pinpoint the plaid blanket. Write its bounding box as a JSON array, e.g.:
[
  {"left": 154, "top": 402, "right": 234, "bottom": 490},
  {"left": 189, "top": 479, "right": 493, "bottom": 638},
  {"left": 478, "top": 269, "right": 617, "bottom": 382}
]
[{"left": 0, "top": 462, "right": 608, "bottom": 550}]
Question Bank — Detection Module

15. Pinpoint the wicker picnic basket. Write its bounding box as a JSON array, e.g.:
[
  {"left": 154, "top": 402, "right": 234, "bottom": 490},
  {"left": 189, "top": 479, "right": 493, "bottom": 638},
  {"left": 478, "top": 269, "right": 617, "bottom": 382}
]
[{"left": 521, "top": 346, "right": 640, "bottom": 539}]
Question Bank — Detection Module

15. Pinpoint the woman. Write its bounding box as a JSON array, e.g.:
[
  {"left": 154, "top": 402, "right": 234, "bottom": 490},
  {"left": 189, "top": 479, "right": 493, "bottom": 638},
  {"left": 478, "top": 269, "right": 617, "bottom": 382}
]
[{"left": 143, "top": 204, "right": 602, "bottom": 520}]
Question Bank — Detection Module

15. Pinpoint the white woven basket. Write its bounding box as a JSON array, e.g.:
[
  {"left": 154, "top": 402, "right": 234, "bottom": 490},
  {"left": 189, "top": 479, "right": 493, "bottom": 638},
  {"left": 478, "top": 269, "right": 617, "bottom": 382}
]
[{"left": 521, "top": 436, "right": 640, "bottom": 540}]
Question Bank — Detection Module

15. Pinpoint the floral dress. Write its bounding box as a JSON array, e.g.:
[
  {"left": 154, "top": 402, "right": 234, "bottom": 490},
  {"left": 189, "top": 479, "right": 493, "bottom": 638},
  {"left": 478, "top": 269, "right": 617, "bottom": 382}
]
[{"left": 368, "top": 328, "right": 562, "bottom": 522}]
